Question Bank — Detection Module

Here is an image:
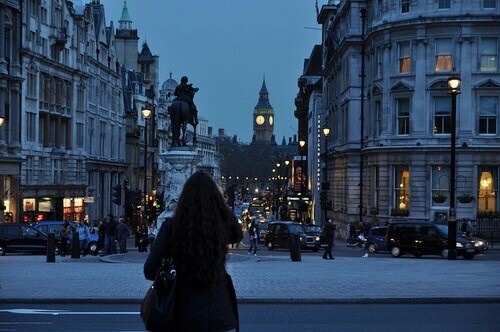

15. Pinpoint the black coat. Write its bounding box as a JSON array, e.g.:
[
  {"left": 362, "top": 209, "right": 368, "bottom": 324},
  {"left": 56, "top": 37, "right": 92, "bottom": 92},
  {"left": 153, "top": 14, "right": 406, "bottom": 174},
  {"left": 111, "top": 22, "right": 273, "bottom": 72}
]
[{"left": 144, "top": 219, "right": 242, "bottom": 331}]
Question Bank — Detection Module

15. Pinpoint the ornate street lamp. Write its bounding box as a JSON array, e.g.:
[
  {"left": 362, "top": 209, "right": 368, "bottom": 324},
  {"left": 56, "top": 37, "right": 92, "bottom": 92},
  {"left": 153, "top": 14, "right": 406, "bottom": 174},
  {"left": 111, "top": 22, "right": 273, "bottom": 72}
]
[
  {"left": 322, "top": 124, "right": 331, "bottom": 225},
  {"left": 142, "top": 106, "right": 152, "bottom": 222},
  {"left": 447, "top": 75, "right": 461, "bottom": 260}
]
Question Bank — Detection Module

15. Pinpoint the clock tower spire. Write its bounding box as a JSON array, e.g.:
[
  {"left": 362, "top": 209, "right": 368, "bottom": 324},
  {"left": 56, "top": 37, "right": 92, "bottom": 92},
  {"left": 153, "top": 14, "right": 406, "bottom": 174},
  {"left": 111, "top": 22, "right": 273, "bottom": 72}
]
[{"left": 253, "top": 76, "right": 274, "bottom": 143}]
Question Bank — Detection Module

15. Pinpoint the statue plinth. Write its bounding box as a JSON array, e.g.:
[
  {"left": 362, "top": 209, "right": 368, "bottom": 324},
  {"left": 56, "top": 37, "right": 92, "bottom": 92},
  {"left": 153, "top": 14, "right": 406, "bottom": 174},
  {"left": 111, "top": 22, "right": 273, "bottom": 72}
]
[{"left": 156, "top": 147, "right": 202, "bottom": 229}]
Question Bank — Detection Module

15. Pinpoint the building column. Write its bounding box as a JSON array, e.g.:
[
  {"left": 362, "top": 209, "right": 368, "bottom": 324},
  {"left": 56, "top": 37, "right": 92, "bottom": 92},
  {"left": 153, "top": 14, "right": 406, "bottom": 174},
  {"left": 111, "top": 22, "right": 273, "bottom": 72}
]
[{"left": 0, "top": 5, "right": 6, "bottom": 74}]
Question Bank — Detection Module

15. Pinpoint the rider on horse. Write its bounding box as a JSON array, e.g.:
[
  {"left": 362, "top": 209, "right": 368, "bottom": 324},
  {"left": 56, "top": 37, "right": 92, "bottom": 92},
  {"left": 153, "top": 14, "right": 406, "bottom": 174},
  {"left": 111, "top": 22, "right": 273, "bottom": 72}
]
[{"left": 174, "top": 76, "right": 199, "bottom": 125}]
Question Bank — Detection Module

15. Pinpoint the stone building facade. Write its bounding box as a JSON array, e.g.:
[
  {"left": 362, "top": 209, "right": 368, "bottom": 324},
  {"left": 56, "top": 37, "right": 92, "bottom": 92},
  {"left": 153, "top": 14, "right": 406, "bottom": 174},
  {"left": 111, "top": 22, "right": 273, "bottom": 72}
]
[
  {"left": 0, "top": 0, "right": 23, "bottom": 223},
  {"left": 314, "top": 0, "right": 500, "bottom": 237},
  {"left": 17, "top": 0, "right": 127, "bottom": 224}
]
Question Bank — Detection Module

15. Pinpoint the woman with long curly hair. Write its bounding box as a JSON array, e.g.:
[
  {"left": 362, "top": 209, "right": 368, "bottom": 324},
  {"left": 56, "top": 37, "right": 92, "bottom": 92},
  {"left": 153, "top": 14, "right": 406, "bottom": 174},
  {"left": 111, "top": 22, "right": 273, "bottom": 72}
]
[{"left": 144, "top": 171, "right": 243, "bottom": 331}]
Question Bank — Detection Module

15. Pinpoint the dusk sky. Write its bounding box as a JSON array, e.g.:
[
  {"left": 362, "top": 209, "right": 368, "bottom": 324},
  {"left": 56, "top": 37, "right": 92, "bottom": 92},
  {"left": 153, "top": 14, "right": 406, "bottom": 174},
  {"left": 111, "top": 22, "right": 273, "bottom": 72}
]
[{"left": 99, "top": 0, "right": 322, "bottom": 143}]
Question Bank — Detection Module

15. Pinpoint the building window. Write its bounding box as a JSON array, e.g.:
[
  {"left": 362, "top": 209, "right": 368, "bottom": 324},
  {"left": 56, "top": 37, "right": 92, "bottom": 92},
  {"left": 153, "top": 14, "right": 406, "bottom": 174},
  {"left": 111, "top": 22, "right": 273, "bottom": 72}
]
[
  {"left": 401, "top": 0, "right": 410, "bottom": 13},
  {"left": 435, "top": 39, "right": 453, "bottom": 72},
  {"left": 479, "top": 96, "right": 498, "bottom": 134},
  {"left": 434, "top": 96, "right": 451, "bottom": 134},
  {"left": 478, "top": 167, "right": 498, "bottom": 212},
  {"left": 27, "top": 71, "right": 37, "bottom": 98},
  {"left": 76, "top": 123, "right": 84, "bottom": 148},
  {"left": 375, "top": 99, "right": 382, "bottom": 136},
  {"left": 432, "top": 165, "right": 450, "bottom": 206},
  {"left": 480, "top": 38, "right": 498, "bottom": 72},
  {"left": 396, "top": 97, "right": 410, "bottom": 135},
  {"left": 26, "top": 112, "right": 36, "bottom": 142},
  {"left": 343, "top": 57, "right": 350, "bottom": 89},
  {"left": 394, "top": 166, "right": 410, "bottom": 212},
  {"left": 376, "top": 47, "right": 382, "bottom": 78},
  {"left": 398, "top": 42, "right": 411, "bottom": 73},
  {"left": 484, "top": 0, "right": 497, "bottom": 9},
  {"left": 77, "top": 86, "right": 84, "bottom": 111},
  {"left": 438, "top": 0, "right": 451, "bottom": 9}
]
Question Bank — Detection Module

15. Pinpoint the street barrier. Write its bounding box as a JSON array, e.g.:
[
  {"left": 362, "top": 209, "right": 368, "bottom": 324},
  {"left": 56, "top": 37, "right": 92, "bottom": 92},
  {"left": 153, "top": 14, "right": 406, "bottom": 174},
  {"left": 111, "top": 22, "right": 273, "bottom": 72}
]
[
  {"left": 71, "top": 231, "right": 80, "bottom": 259},
  {"left": 290, "top": 234, "right": 301, "bottom": 262},
  {"left": 46, "top": 232, "right": 55, "bottom": 263}
]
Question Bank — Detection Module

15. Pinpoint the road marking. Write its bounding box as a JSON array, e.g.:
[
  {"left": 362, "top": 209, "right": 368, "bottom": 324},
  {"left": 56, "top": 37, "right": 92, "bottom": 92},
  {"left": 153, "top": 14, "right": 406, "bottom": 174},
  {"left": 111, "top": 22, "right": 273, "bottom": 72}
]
[{"left": 0, "top": 309, "right": 139, "bottom": 315}]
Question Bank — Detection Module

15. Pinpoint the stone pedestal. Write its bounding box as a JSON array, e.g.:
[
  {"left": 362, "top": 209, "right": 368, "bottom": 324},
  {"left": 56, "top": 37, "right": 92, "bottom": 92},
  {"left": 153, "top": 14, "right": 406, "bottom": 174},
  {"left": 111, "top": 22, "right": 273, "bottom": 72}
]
[{"left": 156, "top": 147, "right": 202, "bottom": 229}]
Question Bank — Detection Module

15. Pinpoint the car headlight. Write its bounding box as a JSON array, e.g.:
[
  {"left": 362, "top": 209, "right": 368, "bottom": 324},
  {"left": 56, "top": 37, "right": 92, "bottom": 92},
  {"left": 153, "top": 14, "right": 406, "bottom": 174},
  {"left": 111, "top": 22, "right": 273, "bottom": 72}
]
[
  {"left": 475, "top": 241, "right": 483, "bottom": 247},
  {"left": 456, "top": 242, "right": 464, "bottom": 248},
  {"left": 315, "top": 236, "right": 320, "bottom": 242}
]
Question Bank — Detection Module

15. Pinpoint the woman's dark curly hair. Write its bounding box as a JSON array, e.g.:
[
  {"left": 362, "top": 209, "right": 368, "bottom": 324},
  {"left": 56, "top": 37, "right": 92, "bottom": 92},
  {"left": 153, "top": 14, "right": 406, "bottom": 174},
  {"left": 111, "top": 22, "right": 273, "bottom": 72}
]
[{"left": 170, "top": 171, "right": 234, "bottom": 288}]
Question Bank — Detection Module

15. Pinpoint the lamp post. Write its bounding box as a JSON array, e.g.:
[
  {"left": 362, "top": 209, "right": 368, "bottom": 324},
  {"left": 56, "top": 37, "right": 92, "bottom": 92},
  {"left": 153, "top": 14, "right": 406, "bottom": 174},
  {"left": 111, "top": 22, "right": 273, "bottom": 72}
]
[
  {"left": 322, "top": 124, "right": 331, "bottom": 225},
  {"left": 142, "top": 106, "right": 152, "bottom": 223},
  {"left": 447, "top": 75, "right": 461, "bottom": 261},
  {"left": 298, "top": 139, "right": 306, "bottom": 221},
  {"left": 284, "top": 158, "right": 290, "bottom": 191},
  {"left": 275, "top": 162, "right": 281, "bottom": 219}
]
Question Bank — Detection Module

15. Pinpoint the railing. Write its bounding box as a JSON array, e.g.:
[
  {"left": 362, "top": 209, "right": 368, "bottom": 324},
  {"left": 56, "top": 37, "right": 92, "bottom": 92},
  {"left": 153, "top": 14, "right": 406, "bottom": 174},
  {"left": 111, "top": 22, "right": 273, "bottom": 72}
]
[{"left": 470, "top": 218, "right": 500, "bottom": 248}]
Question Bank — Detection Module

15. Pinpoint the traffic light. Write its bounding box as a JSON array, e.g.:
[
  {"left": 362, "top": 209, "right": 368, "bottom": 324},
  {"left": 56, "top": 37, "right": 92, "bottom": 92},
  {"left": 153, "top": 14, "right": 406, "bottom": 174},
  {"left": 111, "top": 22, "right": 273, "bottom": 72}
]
[{"left": 112, "top": 184, "right": 122, "bottom": 205}]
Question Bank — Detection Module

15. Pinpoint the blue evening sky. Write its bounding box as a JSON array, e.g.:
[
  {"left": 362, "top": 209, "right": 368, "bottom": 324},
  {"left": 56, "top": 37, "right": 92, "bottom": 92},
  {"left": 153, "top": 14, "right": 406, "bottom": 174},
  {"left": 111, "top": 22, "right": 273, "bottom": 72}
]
[{"left": 99, "top": 0, "right": 322, "bottom": 143}]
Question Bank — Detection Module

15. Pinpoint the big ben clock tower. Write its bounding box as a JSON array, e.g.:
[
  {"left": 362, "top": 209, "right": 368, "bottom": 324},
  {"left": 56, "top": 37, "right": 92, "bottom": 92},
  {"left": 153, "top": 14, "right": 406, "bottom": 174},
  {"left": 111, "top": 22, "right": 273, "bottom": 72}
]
[{"left": 253, "top": 77, "right": 274, "bottom": 143}]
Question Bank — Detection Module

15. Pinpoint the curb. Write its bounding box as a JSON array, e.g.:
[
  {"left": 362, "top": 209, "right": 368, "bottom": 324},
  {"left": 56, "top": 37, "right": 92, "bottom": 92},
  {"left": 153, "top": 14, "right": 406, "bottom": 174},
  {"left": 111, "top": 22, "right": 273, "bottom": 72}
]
[{"left": 2, "top": 297, "right": 499, "bottom": 305}]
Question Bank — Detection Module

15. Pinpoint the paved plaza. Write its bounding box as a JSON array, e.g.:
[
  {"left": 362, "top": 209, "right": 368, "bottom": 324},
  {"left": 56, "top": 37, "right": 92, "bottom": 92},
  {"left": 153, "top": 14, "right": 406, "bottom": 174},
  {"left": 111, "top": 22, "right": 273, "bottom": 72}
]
[{"left": 1, "top": 244, "right": 499, "bottom": 304}]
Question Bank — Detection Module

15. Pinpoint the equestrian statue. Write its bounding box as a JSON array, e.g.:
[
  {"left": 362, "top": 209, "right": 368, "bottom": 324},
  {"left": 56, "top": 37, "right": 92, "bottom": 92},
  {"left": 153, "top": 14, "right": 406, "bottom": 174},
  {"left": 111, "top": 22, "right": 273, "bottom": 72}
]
[{"left": 168, "top": 76, "right": 199, "bottom": 147}]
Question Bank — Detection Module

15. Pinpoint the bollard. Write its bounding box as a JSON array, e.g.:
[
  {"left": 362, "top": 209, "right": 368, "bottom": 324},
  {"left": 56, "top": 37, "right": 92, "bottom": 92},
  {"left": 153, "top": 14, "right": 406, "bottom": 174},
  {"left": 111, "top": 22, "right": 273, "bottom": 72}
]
[
  {"left": 71, "top": 231, "right": 80, "bottom": 259},
  {"left": 290, "top": 233, "right": 301, "bottom": 262},
  {"left": 46, "top": 232, "right": 56, "bottom": 263}
]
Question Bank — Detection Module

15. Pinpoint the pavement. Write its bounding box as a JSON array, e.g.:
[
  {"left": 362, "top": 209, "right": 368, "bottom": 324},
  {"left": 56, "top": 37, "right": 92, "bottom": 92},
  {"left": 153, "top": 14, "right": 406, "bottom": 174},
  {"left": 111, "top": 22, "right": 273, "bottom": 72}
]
[{"left": 1, "top": 242, "right": 500, "bottom": 304}]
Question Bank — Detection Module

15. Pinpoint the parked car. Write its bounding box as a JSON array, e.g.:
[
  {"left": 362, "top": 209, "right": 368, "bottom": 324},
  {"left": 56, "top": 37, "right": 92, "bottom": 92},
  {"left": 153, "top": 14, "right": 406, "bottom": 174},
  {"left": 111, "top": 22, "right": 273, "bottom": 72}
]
[
  {"left": 34, "top": 221, "right": 99, "bottom": 256},
  {"left": 0, "top": 223, "right": 60, "bottom": 256},
  {"left": 387, "top": 222, "right": 476, "bottom": 260},
  {"left": 365, "top": 226, "right": 388, "bottom": 253},
  {"left": 264, "top": 221, "right": 320, "bottom": 252}
]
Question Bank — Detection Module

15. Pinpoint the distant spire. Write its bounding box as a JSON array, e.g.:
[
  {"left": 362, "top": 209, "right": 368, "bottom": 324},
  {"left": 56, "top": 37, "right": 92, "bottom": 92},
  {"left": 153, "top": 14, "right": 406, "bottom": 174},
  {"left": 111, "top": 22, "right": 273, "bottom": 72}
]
[
  {"left": 119, "top": 1, "right": 132, "bottom": 30},
  {"left": 255, "top": 75, "right": 272, "bottom": 109}
]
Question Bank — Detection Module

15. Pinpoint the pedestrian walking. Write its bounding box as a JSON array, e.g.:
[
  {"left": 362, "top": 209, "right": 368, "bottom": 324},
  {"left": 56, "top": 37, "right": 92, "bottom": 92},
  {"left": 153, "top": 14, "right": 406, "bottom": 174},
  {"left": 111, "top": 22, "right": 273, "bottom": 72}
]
[
  {"left": 60, "top": 220, "right": 71, "bottom": 257},
  {"left": 248, "top": 219, "right": 259, "bottom": 256},
  {"left": 144, "top": 171, "right": 243, "bottom": 330},
  {"left": 116, "top": 218, "right": 130, "bottom": 253},
  {"left": 147, "top": 222, "right": 157, "bottom": 250},
  {"left": 76, "top": 221, "right": 91, "bottom": 256},
  {"left": 138, "top": 223, "right": 149, "bottom": 252},
  {"left": 322, "top": 219, "right": 336, "bottom": 260},
  {"left": 102, "top": 214, "right": 117, "bottom": 256},
  {"left": 97, "top": 219, "right": 106, "bottom": 253}
]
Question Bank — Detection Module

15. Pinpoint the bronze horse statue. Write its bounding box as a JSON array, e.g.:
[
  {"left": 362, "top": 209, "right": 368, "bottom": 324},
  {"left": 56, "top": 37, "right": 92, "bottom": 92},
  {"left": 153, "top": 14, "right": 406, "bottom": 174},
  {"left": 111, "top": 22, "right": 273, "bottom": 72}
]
[{"left": 168, "top": 100, "right": 197, "bottom": 147}]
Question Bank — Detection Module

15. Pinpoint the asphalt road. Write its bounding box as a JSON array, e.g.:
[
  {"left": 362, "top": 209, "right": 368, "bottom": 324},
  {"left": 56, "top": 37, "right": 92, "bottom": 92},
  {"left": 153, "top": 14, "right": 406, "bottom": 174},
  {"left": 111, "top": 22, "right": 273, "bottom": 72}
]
[
  {"left": 239, "top": 240, "right": 499, "bottom": 261},
  {"left": 1, "top": 303, "right": 499, "bottom": 331}
]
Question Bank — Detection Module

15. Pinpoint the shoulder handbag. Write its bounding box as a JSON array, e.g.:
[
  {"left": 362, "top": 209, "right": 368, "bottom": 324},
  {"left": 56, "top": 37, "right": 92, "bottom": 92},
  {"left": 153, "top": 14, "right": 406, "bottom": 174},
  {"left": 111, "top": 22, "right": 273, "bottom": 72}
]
[{"left": 141, "top": 260, "right": 177, "bottom": 331}]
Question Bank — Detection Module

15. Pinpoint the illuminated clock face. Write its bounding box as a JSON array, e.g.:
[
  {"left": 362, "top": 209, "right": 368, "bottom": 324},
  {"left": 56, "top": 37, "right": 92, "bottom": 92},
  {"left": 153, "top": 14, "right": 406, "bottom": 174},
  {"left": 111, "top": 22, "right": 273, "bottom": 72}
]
[
  {"left": 269, "top": 116, "right": 274, "bottom": 125},
  {"left": 256, "top": 115, "right": 265, "bottom": 125}
]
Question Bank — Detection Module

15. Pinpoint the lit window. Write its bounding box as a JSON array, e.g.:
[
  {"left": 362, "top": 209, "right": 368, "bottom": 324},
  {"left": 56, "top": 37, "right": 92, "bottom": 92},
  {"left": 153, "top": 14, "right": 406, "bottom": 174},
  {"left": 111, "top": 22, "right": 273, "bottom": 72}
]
[
  {"left": 394, "top": 167, "right": 410, "bottom": 212},
  {"left": 435, "top": 39, "right": 453, "bottom": 72},
  {"left": 479, "top": 96, "right": 498, "bottom": 134},
  {"left": 398, "top": 42, "right": 411, "bottom": 73},
  {"left": 478, "top": 168, "right": 498, "bottom": 212},
  {"left": 434, "top": 97, "right": 451, "bottom": 134},
  {"left": 480, "top": 38, "right": 498, "bottom": 72}
]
